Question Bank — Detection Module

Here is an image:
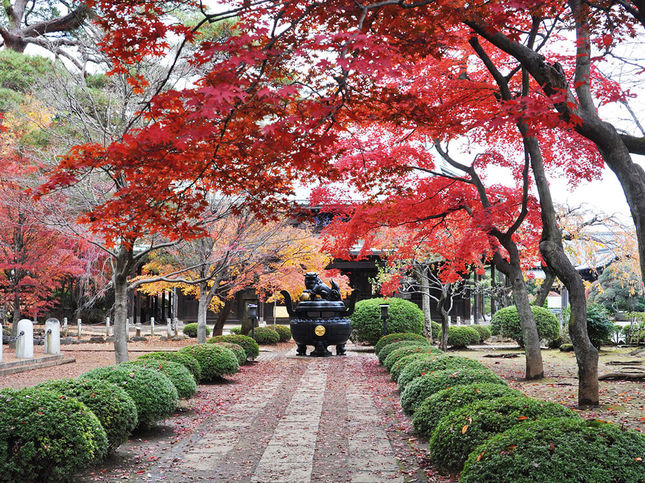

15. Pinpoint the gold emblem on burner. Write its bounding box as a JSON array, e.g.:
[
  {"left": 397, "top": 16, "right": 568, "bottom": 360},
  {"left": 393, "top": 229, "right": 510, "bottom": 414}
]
[{"left": 314, "top": 325, "right": 326, "bottom": 336}]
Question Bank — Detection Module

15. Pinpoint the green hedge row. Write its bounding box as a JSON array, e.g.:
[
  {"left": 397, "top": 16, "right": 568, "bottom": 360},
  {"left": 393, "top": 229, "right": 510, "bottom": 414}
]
[
  {"left": 375, "top": 332, "right": 645, "bottom": 480},
  {"left": 0, "top": 342, "right": 247, "bottom": 480}
]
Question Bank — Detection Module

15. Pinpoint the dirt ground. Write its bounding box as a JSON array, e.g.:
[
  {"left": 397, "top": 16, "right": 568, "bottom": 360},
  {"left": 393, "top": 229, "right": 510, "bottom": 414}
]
[{"left": 454, "top": 346, "right": 645, "bottom": 432}]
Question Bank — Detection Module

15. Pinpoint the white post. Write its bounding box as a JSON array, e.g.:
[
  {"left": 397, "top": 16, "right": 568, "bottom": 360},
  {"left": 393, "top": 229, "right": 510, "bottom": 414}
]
[
  {"left": 0, "top": 323, "right": 3, "bottom": 363},
  {"left": 63, "top": 317, "right": 68, "bottom": 336},
  {"left": 77, "top": 318, "right": 82, "bottom": 339},
  {"left": 44, "top": 318, "right": 61, "bottom": 355},
  {"left": 15, "top": 319, "right": 34, "bottom": 359},
  {"left": 105, "top": 316, "right": 111, "bottom": 336},
  {"left": 126, "top": 317, "right": 130, "bottom": 340},
  {"left": 150, "top": 317, "right": 155, "bottom": 337},
  {"left": 167, "top": 317, "right": 173, "bottom": 337}
]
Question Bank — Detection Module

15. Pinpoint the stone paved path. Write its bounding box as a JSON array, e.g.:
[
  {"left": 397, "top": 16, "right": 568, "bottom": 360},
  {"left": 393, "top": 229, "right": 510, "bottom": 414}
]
[{"left": 104, "top": 346, "right": 420, "bottom": 482}]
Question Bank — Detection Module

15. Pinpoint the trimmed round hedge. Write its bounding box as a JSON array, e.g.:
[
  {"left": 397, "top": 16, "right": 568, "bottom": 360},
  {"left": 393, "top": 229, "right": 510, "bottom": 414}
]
[
  {"left": 397, "top": 356, "right": 493, "bottom": 391},
  {"left": 183, "top": 322, "right": 210, "bottom": 338},
  {"left": 253, "top": 326, "right": 280, "bottom": 344},
  {"left": 461, "top": 418, "right": 645, "bottom": 482},
  {"left": 412, "top": 383, "right": 523, "bottom": 438},
  {"left": 429, "top": 396, "right": 578, "bottom": 473},
  {"left": 432, "top": 321, "right": 441, "bottom": 340},
  {"left": 490, "top": 305, "right": 559, "bottom": 346},
  {"left": 37, "top": 378, "right": 137, "bottom": 452},
  {"left": 126, "top": 359, "right": 197, "bottom": 399},
  {"left": 138, "top": 351, "right": 202, "bottom": 383},
  {"left": 273, "top": 324, "right": 292, "bottom": 342},
  {"left": 378, "top": 340, "right": 430, "bottom": 365},
  {"left": 81, "top": 364, "right": 178, "bottom": 428},
  {"left": 211, "top": 342, "right": 247, "bottom": 365},
  {"left": 400, "top": 368, "right": 507, "bottom": 415},
  {"left": 384, "top": 345, "right": 442, "bottom": 373},
  {"left": 208, "top": 334, "right": 259, "bottom": 360},
  {"left": 0, "top": 387, "right": 108, "bottom": 481},
  {"left": 375, "top": 332, "right": 429, "bottom": 356},
  {"left": 472, "top": 325, "right": 492, "bottom": 343},
  {"left": 179, "top": 344, "right": 239, "bottom": 381},
  {"left": 390, "top": 353, "right": 440, "bottom": 382},
  {"left": 445, "top": 326, "right": 480, "bottom": 348},
  {"left": 351, "top": 297, "right": 424, "bottom": 345}
]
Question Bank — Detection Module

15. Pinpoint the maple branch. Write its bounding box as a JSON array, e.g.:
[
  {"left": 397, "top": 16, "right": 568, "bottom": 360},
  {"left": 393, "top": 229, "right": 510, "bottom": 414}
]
[
  {"left": 128, "top": 262, "right": 210, "bottom": 290},
  {"left": 133, "top": 240, "right": 183, "bottom": 263},
  {"left": 619, "top": 134, "right": 645, "bottom": 155}
]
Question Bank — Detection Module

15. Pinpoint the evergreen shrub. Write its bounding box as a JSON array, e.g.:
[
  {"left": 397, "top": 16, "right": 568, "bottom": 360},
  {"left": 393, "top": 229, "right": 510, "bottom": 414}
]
[
  {"left": 472, "top": 325, "right": 492, "bottom": 343},
  {"left": 490, "top": 306, "right": 559, "bottom": 346},
  {"left": 429, "top": 396, "right": 578, "bottom": 473},
  {"left": 461, "top": 418, "right": 645, "bottom": 483},
  {"left": 350, "top": 298, "right": 424, "bottom": 345},
  {"left": 211, "top": 342, "right": 247, "bottom": 365},
  {"left": 37, "top": 378, "right": 137, "bottom": 451},
  {"left": 412, "top": 383, "right": 523, "bottom": 438},
  {"left": 208, "top": 334, "right": 259, "bottom": 360},
  {"left": 397, "top": 356, "right": 492, "bottom": 391},
  {"left": 400, "top": 368, "right": 506, "bottom": 415},
  {"left": 81, "top": 365, "right": 178, "bottom": 428},
  {"left": 0, "top": 387, "right": 108, "bottom": 481},
  {"left": 374, "top": 332, "right": 428, "bottom": 356},
  {"left": 126, "top": 360, "right": 196, "bottom": 399},
  {"left": 273, "top": 325, "right": 292, "bottom": 342},
  {"left": 442, "top": 326, "right": 480, "bottom": 348},
  {"left": 138, "top": 351, "right": 202, "bottom": 383},
  {"left": 179, "top": 344, "right": 239, "bottom": 381},
  {"left": 383, "top": 345, "right": 442, "bottom": 373},
  {"left": 252, "top": 326, "right": 280, "bottom": 344},
  {"left": 389, "top": 353, "right": 439, "bottom": 382},
  {"left": 182, "top": 323, "right": 210, "bottom": 338},
  {"left": 378, "top": 340, "right": 430, "bottom": 365}
]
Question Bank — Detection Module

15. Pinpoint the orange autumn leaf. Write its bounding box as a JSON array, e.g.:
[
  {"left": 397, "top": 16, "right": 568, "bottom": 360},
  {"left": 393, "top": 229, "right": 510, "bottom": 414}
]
[{"left": 462, "top": 425, "right": 469, "bottom": 434}]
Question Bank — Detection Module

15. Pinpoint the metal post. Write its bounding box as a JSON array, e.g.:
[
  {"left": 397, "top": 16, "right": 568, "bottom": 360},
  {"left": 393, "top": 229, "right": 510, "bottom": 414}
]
[{"left": 380, "top": 304, "right": 389, "bottom": 337}]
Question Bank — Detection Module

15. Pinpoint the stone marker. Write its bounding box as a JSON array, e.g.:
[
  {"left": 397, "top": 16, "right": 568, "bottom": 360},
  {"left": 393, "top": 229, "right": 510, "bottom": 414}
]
[
  {"left": 135, "top": 323, "right": 142, "bottom": 337},
  {"left": 44, "top": 318, "right": 61, "bottom": 355},
  {"left": 106, "top": 316, "right": 111, "bottom": 337},
  {"left": 77, "top": 318, "right": 82, "bottom": 339},
  {"left": 15, "top": 319, "right": 34, "bottom": 359},
  {"left": 63, "top": 317, "right": 68, "bottom": 336},
  {"left": 150, "top": 317, "right": 155, "bottom": 337},
  {"left": 0, "top": 323, "right": 3, "bottom": 362},
  {"left": 167, "top": 317, "right": 173, "bottom": 337},
  {"left": 126, "top": 318, "right": 130, "bottom": 340}
]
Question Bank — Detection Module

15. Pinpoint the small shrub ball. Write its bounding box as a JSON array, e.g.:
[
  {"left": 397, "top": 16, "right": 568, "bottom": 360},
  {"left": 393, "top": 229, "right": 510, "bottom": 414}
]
[
  {"left": 138, "top": 351, "right": 202, "bottom": 383},
  {"left": 0, "top": 387, "right": 108, "bottom": 481},
  {"left": 378, "top": 340, "right": 430, "bottom": 365},
  {"left": 179, "top": 344, "right": 239, "bottom": 381},
  {"left": 472, "top": 325, "right": 492, "bottom": 343},
  {"left": 400, "top": 368, "right": 506, "bottom": 415},
  {"left": 438, "top": 326, "right": 480, "bottom": 348},
  {"left": 127, "top": 359, "right": 197, "bottom": 399},
  {"left": 208, "top": 334, "right": 259, "bottom": 360},
  {"left": 389, "top": 353, "right": 440, "bottom": 383},
  {"left": 429, "top": 396, "right": 578, "bottom": 473},
  {"left": 384, "top": 345, "right": 442, "bottom": 373},
  {"left": 37, "top": 378, "right": 137, "bottom": 451},
  {"left": 182, "top": 322, "right": 211, "bottom": 338},
  {"left": 461, "top": 418, "right": 645, "bottom": 483},
  {"left": 412, "top": 383, "right": 523, "bottom": 438},
  {"left": 351, "top": 298, "right": 424, "bottom": 345},
  {"left": 81, "top": 364, "right": 178, "bottom": 429},
  {"left": 252, "top": 326, "right": 280, "bottom": 344},
  {"left": 211, "top": 342, "right": 247, "bottom": 365},
  {"left": 397, "top": 356, "right": 492, "bottom": 391},
  {"left": 374, "top": 332, "right": 429, "bottom": 356},
  {"left": 490, "top": 306, "right": 559, "bottom": 347},
  {"left": 273, "top": 324, "right": 292, "bottom": 342}
]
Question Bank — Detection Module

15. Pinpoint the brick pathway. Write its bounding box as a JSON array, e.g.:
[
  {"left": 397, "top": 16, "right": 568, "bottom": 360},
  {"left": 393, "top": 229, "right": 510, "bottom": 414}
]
[{"left": 112, "top": 347, "right": 411, "bottom": 482}]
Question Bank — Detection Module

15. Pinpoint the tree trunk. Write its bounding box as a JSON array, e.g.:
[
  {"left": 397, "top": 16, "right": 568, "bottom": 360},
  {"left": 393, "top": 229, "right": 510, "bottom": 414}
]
[
  {"left": 493, "top": 249, "right": 544, "bottom": 380},
  {"left": 534, "top": 266, "right": 556, "bottom": 308},
  {"left": 439, "top": 289, "right": 449, "bottom": 351},
  {"left": 113, "top": 273, "right": 129, "bottom": 362},
  {"left": 508, "top": 263, "right": 544, "bottom": 380},
  {"left": 212, "top": 298, "right": 233, "bottom": 336},
  {"left": 196, "top": 283, "right": 210, "bottom": 343},
  {"left": 9, "top": 295, "right": 21, "bottom": 348},
  {"left": 418, "top": 265, "right": 433, "bottom": 343},
  {"left": 526, "top": 134, "right": 599, "bottom": 406}
]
